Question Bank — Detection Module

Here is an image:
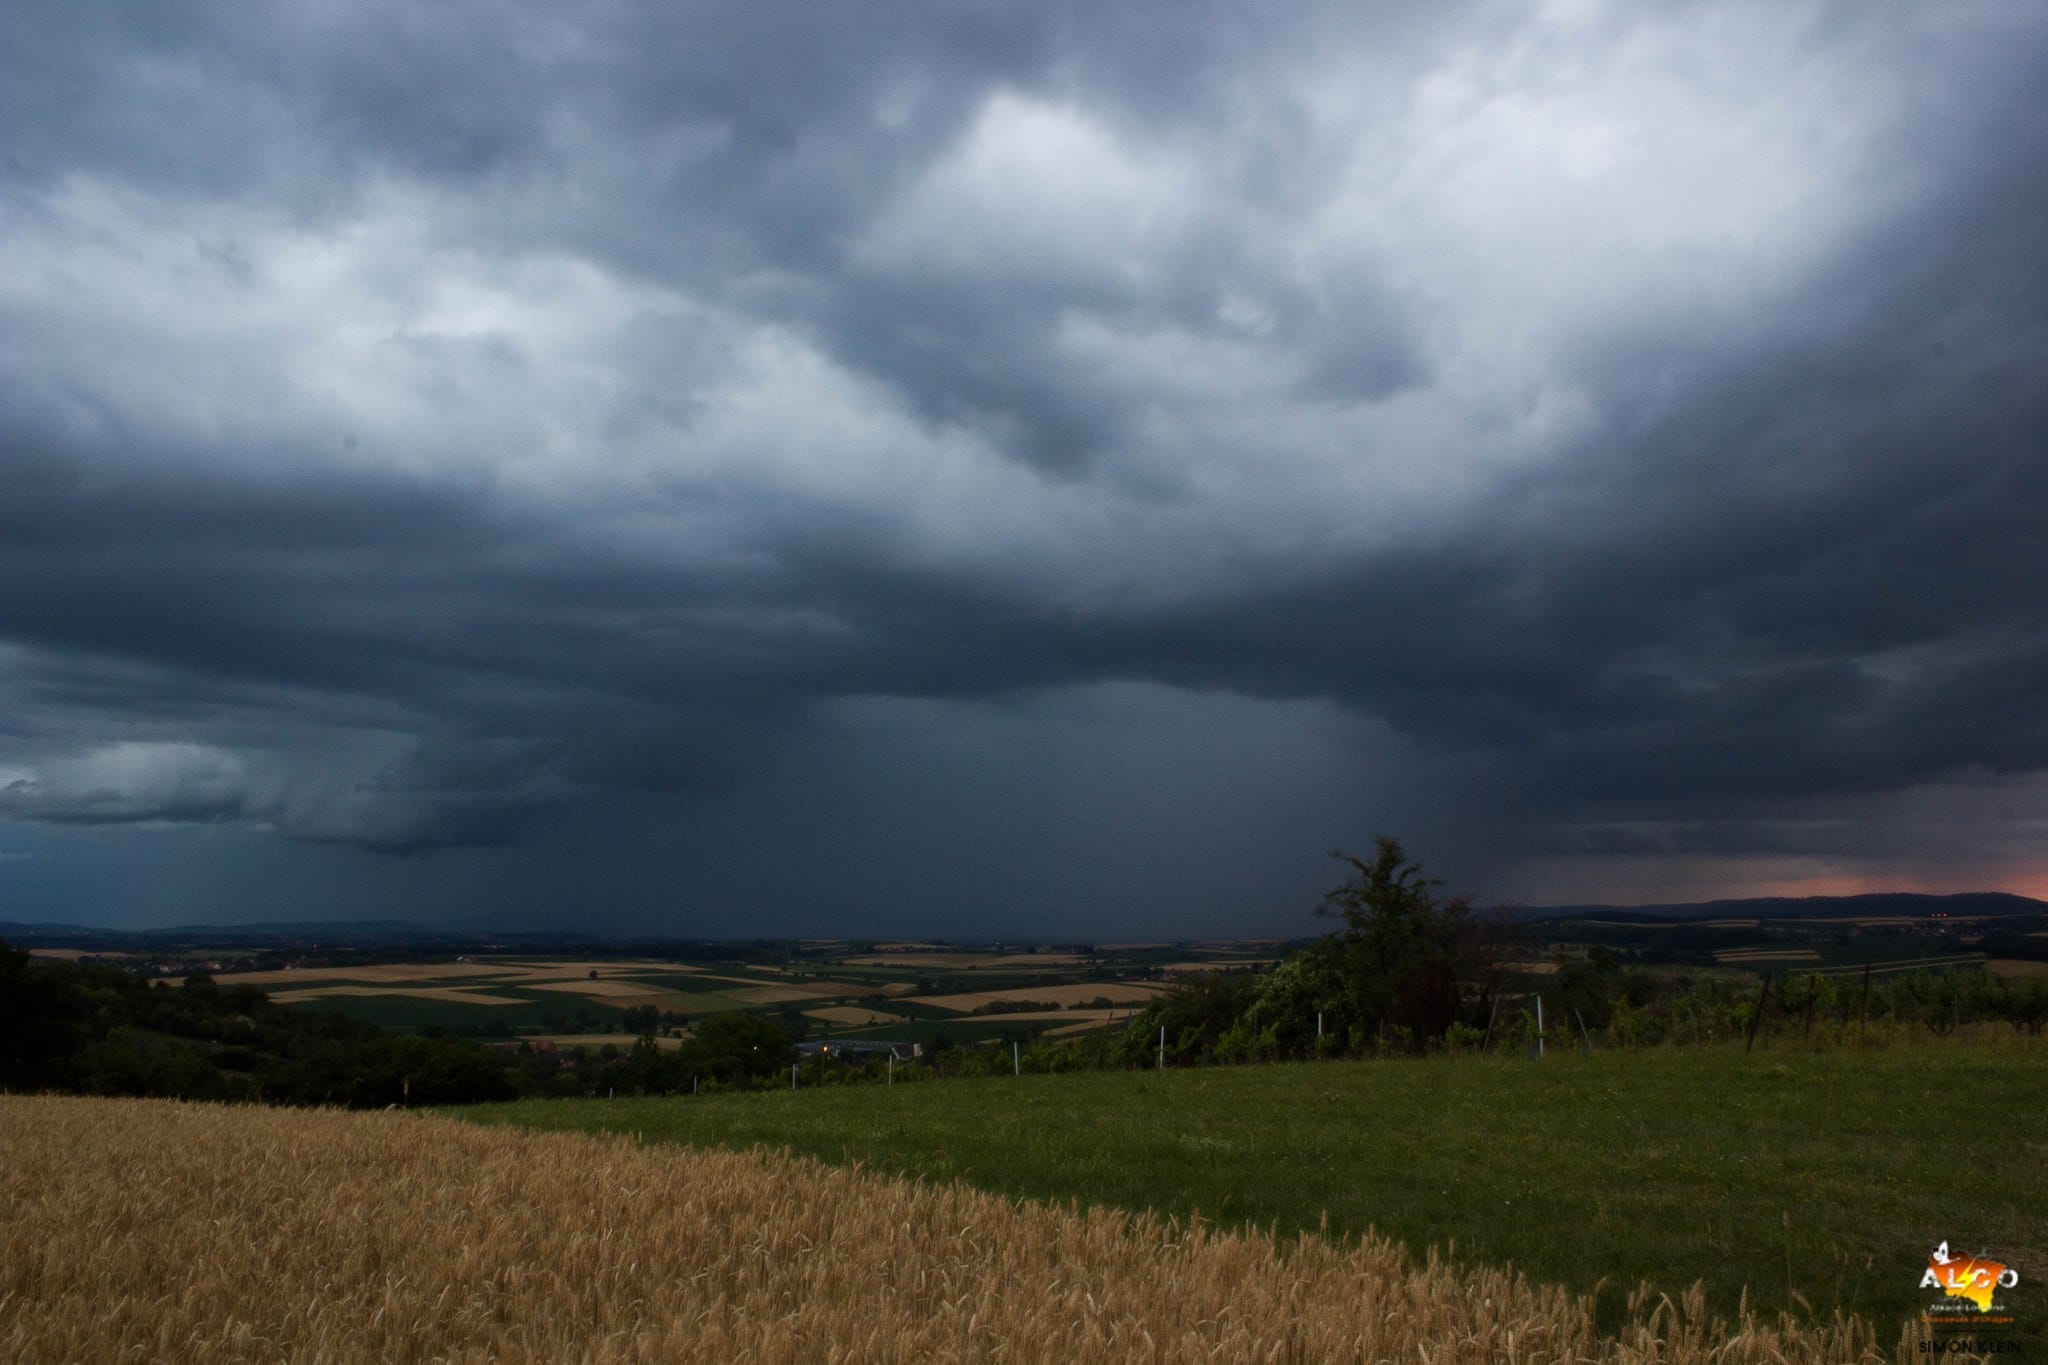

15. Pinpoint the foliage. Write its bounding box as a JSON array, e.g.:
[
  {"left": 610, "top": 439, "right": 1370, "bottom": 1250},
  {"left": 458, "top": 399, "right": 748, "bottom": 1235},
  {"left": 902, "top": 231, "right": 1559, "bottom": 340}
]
[
  {"left": 1110, "top": 837, "right": 1488, "bottom": 1061},
  {"left": 677, "top": 1011, "right": 796, "bottom": 1087},
  {"left": 601, "top": 1011, "right": 798, "bottom": 1095},
  {"left": 1244, "top": 941, "right": 1348, "bottom": 1058},
  {"left": 0, "top": 938, "right": 515, "bottom": 1106},
  {"left": 1109, "top": 972, "right": 1258, "bottom": 1066},
  {"left": 1315, "top": 837, "right": 1478, "bottom": 1047},
  {"left": 1089, "top": 839, "right": 2048, "bottom": 1069}
]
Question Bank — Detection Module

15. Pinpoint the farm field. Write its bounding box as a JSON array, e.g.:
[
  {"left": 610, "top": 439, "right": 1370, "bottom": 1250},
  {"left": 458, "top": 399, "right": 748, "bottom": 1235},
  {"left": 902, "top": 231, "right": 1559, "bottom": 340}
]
[
  {"left": 266, "top": 984, "right": 531, "bottom": 1006},
  {"left": 3, "top": 1094, "right": 1901, "bottom": 1363},
  {"left": 193, "top": 945, "right": 1250, "bottom": 1047},
  {"left": 451, "top": 1038, "right": 2048, "bottom": 1338},
  {"left": 840, "top": 951, "right": 1095, "bottom": 968},
  {"left": 153, "top": 903, "right": 2048, "bottom": 1056},
  {"left": 909, "top": 982, "right": 1170, "bottom": 1011},
  {"left": 805, "top": 1004, "right": 907, "bottom": 1027},
  {"left": 533, "top": 1032, "right": 686, "bottom": 1051}
]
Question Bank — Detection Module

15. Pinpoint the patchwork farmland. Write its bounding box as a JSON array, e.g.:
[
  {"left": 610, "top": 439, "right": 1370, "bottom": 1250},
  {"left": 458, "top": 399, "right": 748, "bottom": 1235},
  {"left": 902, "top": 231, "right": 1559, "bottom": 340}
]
[{"left": 193, "top": 943, "right": 1250, "bottom": 1052}]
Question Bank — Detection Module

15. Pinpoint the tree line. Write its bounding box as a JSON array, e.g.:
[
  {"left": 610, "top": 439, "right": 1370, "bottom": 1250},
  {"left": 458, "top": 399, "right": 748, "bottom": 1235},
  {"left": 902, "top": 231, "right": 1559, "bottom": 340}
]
[
  {"left": 1097, "top": 840, "right": 2048, "bottom": 1067},
  {"left": 0, "top": 941, "right": 524, "bottom": 1105}
]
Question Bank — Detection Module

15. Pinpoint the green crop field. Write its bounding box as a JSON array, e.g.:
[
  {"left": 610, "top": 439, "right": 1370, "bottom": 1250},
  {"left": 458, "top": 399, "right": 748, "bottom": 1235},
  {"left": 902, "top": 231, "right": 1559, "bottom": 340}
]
[
  {"left": 285, "top": 991, "right": 617, "bottom": 1034},
  {"left": 825, "top": 1014, "right": 1117, "bottom": 1046},
  {"left": 448, "top": 1037, "right": 2047, "bottom": 1338}
]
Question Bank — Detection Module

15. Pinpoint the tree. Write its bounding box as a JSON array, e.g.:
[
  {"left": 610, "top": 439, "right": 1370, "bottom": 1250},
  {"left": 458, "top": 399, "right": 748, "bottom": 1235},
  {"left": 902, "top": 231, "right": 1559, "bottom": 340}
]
[
  {"left": 0, "top": 939, "right": 88, "bottom": 1090},
  {"left": 1317, "top": 837, "right": 1475, "bottom": 1049},
  {"left": 676, "top": 1011, "right": 791, "bottom": 1085},
  {"left": 1245, "top": 941, "right": 1348, "bottom": 1058},
  {"left": 1120, "top": 972, "right": 1258, "bottom": 1066}
]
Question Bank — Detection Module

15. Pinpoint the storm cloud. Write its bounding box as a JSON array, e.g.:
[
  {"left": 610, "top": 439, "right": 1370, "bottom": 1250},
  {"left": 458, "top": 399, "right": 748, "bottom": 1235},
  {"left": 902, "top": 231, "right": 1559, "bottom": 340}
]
[{"left": 2, "top": 1, "right": 2045, "bottom": 932}]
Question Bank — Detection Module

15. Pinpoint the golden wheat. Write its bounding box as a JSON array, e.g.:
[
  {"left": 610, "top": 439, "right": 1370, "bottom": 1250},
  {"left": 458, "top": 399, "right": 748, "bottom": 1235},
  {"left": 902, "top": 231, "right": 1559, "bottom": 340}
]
[{"left": 1, "top": 1095, "right": 1922, "bottom": 1363}]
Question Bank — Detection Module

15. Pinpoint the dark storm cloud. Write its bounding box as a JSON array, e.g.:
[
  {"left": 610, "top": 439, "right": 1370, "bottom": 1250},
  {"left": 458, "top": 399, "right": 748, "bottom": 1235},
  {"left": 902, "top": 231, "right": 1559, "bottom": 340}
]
[{"left": 2, "top": 0, "right": 2045, "bottom": 919}]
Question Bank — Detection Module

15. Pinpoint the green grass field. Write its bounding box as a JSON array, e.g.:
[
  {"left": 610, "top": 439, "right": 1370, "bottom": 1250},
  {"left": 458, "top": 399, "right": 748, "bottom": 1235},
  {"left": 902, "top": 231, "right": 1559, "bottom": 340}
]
[{"left": 448, "top": 1038, "right": 2046, "bottom": 1337}]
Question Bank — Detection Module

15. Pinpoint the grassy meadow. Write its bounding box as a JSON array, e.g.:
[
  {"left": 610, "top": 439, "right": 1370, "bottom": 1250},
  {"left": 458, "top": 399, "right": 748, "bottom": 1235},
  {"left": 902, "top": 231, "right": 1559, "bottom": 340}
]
[
  {"left": 3, "top": 1093, "right": 1904, "bottom": 1363},
  {"left": 450, "top": 1036, "right": 2048, "bottom": 1338}
]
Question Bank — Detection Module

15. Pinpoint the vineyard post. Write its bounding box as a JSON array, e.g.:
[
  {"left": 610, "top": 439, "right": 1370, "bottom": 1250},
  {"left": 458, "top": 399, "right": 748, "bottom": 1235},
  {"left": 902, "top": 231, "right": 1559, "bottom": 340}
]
[
  {"left": 1802, "top": 985, "right": 1814, "bottom": 1043},
  {"left": 887, "top": 1054, "right": 894, "bottom": 1085},
  {"left": 1157, "top": 1025, "right": 1165, "bottom": 1071},
  {"left": 1573, "top": 1007, "right": 1592, "bottom": 1055},
  {"left": 1744, "top": 972, "right": 1771, "bottom": 1054},
  {"left": 791, "top": 1064, "right": 798, "bottom": 1091},
  {"left": 1858, "top": 962, "right": 1872, "bottom": 1038},
  {"left": 1536, "top": 995, "right": 1545, "bottom": 1059},
  {"left": 1013, "top": 1040, "right": 1020, "bottom": 1078}
]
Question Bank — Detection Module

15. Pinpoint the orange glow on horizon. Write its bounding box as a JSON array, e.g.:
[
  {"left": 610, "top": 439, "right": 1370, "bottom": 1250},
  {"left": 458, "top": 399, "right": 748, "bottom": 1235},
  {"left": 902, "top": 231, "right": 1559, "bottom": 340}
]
[
  {"left": 1605, "top": 875, "right": 2048, "bottom": 908},
  {"left": 1735, "top": 872, "right": 2035, "bottom": 901},
  {"left": 1514, "top": 855, "right": 2048, "bottom": 909}
]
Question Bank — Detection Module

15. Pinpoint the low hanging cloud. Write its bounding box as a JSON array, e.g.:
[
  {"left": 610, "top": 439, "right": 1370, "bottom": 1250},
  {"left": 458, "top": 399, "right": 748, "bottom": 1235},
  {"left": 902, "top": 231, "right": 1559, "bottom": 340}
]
[
  {"left": 0, "top": 743, "right": 250, "bottom": 828},
  {"left": 1, "top": 1, "right": 2044, "bottom": 924}
]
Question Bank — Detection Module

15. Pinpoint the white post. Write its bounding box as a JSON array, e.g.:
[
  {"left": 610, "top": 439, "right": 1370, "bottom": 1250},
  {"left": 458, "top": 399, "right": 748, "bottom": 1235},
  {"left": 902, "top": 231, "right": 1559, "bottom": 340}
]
[
  {"left": 1012, "top": 1040, "right": 1020, "bottom": 1077},
  {"left": 1317, "top": 1011, "right": 1323, "bottom": 1041},
  {"left": 1536, "top": 996, "right": 1545, "bottom": 1059},
  {"left": 887, "top": 1054, "right": 894, "bottom": 1085},
  {"left": 791, "top": 1063, "right": 798, "bottom": 1091},
  {"left": 1157, "top": 1025, "right": 1166, "bottom": 1071}
]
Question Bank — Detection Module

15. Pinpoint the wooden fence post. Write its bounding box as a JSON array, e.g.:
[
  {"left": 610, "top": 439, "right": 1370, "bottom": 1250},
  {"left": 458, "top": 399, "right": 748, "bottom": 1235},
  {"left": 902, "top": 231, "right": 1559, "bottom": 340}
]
[{"left": 1744, "top": 972, "right": 1771, "bottom": 1054}]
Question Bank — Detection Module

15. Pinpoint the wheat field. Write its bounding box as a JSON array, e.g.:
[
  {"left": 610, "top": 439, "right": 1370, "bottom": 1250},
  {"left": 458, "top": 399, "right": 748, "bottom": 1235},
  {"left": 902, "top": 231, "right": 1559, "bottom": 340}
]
[{"left": 1, "top": 1095, "right": 1916, "bottom": 1363}]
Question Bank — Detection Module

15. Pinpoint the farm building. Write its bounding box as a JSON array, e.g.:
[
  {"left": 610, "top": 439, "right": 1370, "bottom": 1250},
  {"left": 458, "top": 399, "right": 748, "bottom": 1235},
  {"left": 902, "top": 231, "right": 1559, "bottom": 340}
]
[{"left": 797, "top": 1040, "right": 921, "bottom": 1061}]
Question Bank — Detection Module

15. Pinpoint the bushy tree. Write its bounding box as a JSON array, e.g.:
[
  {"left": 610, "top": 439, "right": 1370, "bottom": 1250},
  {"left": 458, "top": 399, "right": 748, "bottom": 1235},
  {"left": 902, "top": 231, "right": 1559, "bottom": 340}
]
[
  {"left": 1244, "top": 941, "right": 1348, "bottom": 1059},
  {"left": 1317, "top": 837, "right": 1477, "bottom": 1050},
  {"left": 676, "top": 1011, "right": 791, "bottom": 1085},
  {"left": 1114, "top": 973, "right": 1259, "bottom": 1066}
]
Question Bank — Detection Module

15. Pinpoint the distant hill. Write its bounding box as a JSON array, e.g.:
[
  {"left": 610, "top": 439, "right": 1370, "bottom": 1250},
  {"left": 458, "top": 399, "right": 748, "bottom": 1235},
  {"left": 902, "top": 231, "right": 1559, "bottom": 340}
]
[
  {"left": 8, "top": 890, "right": 2045, "bottom": 949},
  {"left": 1511, "top": 891, "right": 2048, "bottom": 924},
  {"left": 0, "top": 919, "right": 834, "bottom": 954},
  {"left": 0, "top": 919, "right": 486, "bottom": 950}
]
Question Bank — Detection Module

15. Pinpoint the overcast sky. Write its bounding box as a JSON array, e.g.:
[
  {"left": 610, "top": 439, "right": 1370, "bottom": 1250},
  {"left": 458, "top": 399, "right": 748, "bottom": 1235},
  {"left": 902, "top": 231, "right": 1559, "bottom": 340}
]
[{"left": 3, "top": 1, "right": 2045, "bottom": 936}]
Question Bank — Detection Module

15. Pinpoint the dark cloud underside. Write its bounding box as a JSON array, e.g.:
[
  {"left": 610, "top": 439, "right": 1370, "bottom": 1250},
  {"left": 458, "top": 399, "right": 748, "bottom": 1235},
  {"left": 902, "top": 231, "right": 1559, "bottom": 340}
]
[{"left": 2, "top": 1, "right": 2045, "bottom": 928}]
